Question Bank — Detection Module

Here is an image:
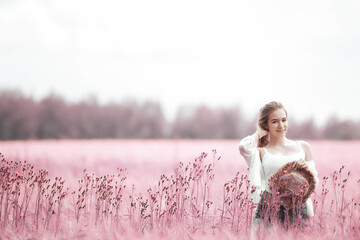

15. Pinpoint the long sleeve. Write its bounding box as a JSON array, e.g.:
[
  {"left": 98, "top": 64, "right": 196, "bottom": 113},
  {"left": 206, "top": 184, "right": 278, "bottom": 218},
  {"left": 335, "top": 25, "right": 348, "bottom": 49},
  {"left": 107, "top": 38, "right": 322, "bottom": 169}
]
[
  {"left": 238, "top": 135, "right": 265, "bottom": 203},
  {"left": 306, "top": 160, "right": 319, "bottom": 186},
  {"left": 305, "top": 160, "right": 319, "bottom": 217},
  {"left": 238, "top": 135, "right": 257, "bottom": 167}
]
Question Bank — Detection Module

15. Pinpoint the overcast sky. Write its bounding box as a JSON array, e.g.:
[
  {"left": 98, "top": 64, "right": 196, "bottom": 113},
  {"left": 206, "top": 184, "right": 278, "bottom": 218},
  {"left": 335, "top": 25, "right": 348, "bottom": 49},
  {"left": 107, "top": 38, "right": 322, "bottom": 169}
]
[{"left": 1, "top": 0, "right": 359, "bottom": 126}]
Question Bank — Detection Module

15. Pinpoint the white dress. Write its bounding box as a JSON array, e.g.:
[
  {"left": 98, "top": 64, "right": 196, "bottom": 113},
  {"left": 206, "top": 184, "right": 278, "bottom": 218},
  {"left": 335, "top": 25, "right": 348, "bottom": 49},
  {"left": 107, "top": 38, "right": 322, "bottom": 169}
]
[{"left": 238, "top": 135, "right": 319, "bottom": 217}]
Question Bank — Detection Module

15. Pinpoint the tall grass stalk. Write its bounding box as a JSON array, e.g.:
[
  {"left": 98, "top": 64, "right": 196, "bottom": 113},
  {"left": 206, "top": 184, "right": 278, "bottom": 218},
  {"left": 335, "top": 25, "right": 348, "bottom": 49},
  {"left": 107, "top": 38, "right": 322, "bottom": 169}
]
[{"left": 0, "top": 152, "right": 359, "bottom": 239}]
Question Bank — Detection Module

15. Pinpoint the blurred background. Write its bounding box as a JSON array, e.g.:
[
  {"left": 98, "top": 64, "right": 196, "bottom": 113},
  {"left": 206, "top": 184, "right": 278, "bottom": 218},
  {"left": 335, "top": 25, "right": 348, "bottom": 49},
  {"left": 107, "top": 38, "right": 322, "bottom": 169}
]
[{"left": 1, "top": 0, "right": 360, "bottom": 140}]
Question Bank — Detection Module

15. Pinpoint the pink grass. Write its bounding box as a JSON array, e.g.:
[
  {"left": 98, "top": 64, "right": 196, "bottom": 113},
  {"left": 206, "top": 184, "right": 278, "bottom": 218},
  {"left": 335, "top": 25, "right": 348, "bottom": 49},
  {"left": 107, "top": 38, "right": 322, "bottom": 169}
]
[{"left": 0, "top": 140, "right": 360, "bottom": 239}]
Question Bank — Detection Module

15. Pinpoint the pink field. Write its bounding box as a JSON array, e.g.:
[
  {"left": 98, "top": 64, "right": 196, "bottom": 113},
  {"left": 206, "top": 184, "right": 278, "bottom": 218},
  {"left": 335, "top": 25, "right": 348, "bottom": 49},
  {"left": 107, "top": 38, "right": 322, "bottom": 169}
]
[{"left": 0, "top": 140, "right": 360, "bottom": 239}]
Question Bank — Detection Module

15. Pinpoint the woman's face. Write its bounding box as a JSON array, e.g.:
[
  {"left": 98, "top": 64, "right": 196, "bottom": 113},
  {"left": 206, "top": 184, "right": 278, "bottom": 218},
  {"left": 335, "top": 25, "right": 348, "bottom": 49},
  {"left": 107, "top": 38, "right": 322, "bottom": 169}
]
[{"left": 267, "top": 108, "right": 288, "bottom": 137}]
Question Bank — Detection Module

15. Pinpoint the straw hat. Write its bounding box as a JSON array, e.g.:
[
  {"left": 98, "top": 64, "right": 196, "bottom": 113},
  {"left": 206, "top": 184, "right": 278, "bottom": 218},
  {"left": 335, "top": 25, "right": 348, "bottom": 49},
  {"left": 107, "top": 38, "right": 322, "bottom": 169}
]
[{"left": 268, "top": 161, "right": 316, "bottom": 209}]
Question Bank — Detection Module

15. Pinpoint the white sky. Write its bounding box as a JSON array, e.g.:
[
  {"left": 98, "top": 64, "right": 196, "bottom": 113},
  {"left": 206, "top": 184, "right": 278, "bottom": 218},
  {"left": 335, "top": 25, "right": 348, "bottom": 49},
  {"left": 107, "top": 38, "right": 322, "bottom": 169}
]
[{"left": 1, "top": 0, "right": 359, "bottom": 126}]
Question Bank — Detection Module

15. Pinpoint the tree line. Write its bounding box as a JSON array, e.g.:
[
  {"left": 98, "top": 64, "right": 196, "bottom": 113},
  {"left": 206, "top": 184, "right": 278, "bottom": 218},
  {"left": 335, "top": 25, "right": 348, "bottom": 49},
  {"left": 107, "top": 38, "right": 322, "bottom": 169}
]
[{"left": 0, "top": 89, "right": 359, "bottom": 140}]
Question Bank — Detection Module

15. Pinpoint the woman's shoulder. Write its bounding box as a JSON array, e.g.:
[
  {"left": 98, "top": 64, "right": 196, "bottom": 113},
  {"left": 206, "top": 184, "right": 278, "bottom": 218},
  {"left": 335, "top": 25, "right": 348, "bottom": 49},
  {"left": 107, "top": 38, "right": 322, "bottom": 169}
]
[
  {"left": 297, "top": 140, "right": 311, "bottom": 149},
  {"left": 297, "top": 140, "right": 313, "bottom": 161}
]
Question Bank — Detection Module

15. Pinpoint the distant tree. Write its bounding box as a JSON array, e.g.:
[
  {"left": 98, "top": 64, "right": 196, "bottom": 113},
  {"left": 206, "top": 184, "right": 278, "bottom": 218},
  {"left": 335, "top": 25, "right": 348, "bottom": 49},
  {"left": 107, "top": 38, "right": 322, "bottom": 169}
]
[
  {"left": 287, "top": 118, "right": 320, "bottom": 140},
  {"left": 96, "top": 100, "right": 166, "bottom": 138},
  {"left": 323, "top": 116, "right": 360, "bottom": 140},
  {"left": 217, "top": 107, "right": 246, "bottom": 138},
  {"left": 1, "top": 89, "right": 360, "bottom": 140},
  {"left": 0, "top": 90, "right": 37, "bottom": 140},
  {"left": 37, "top": 94, "right": 69, "bottom": 139},
  {"left": 171, "top": 105, "right": 245, "bottom": 139},
  {"left": 68, "top": 101, "right": 100, "bottom": 138},
  {"left": 173, "top": 105, "right": 218, "bottom": 138},
  {"left": 134, "top": 101, "right": 166, "bottom": 138}
]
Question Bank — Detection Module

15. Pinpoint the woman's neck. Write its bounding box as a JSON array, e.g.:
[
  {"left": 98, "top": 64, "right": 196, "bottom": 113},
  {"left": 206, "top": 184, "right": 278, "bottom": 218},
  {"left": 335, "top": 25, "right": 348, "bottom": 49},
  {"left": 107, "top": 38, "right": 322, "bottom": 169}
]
[{"left": 268, "top": 135, "right": 287, "bottom": 147}]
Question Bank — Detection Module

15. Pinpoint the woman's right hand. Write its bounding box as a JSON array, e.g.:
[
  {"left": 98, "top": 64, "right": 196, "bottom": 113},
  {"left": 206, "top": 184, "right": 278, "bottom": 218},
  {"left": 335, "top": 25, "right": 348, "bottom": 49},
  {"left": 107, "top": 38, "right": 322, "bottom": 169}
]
[{"left": 256, "top": 124, "right": 268, "bottom": 138}]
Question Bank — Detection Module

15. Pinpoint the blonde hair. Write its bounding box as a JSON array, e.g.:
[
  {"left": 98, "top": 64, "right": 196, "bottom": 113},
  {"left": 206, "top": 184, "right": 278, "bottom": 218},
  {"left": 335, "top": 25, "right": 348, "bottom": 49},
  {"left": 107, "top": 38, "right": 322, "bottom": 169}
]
[{"left": 257, "top": 101, "right": 287, "bottom": 147}]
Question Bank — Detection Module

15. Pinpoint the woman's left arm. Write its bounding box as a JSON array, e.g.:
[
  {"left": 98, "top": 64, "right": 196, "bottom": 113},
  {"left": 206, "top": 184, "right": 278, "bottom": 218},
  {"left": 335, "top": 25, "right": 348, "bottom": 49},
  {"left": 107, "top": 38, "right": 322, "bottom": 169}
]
[
  {"left": 300, "top": 141, "right": 319, "bottom": 217},
  {"left": 301, "top": 140, "right": 313, "bottom": 161},
  {"left": 300, "top": 141, "right": 319, "bottom": 185}
]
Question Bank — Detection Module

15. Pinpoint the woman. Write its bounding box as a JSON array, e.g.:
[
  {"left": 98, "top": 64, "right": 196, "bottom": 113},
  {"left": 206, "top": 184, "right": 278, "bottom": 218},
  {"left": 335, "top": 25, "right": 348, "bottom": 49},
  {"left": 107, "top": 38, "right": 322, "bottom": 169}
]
[{"left": 238, "top": 101, "right": 319, "bottom": 230}]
